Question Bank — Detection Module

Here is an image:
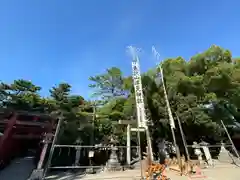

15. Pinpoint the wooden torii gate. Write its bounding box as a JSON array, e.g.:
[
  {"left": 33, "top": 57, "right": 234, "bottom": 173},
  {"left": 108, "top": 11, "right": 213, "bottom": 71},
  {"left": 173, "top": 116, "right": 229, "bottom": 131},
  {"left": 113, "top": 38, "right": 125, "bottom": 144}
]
[
  {"left": 118, "top": 119, "right": 145, "bottom": 166},
  {"left": 0, "top": 111, "right": 54, "bottom": 170}
]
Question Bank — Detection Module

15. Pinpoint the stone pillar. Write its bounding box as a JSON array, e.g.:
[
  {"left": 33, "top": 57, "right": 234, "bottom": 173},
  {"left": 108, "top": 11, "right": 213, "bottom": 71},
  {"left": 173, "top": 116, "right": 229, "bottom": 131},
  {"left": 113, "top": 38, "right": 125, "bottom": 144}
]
[
  {"left": 157, "top": 138, "right": 166, "bottom": 163},
  {"left": 74, "top": 138, "right": 82, "bottom": 165},
  {"left": 127, "top": 124, "right": 131, "bottom": 165},
  {"left": 75, "top": 147, "right": 81, "bottom": 165},
  {"left": 200, "top": 141, "right": 213, "bottom": 166}
]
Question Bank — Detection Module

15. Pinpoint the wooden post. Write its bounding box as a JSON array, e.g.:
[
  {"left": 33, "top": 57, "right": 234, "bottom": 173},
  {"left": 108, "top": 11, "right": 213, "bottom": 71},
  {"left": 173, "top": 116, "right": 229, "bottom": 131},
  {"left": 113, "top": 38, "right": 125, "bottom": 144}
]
[{"left": 37, "top": 133, "right": 52, "bottom": 169}]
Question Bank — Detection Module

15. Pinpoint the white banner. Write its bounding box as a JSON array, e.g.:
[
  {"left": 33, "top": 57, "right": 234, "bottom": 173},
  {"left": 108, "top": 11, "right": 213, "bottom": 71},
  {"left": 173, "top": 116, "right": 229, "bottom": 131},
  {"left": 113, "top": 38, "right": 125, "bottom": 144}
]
[{"left": 132, "top": 60, "right": 147, "bottom": 128}]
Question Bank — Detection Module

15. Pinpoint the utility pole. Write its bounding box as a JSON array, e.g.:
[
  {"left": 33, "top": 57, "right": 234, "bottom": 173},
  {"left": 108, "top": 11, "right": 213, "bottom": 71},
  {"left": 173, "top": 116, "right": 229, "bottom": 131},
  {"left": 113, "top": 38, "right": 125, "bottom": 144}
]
[
  {"left": 127, "top": 46, "right": 154, "bottom": 163},
  {"left": 152, "top": 46, "right": 182, "bottom": 172}
]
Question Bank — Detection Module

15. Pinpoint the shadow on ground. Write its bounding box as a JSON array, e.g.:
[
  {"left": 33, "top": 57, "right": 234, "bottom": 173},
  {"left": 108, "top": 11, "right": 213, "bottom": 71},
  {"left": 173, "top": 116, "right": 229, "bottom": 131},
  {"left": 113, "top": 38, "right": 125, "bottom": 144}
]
[{"left": 45, "top": 171, "right": 86, "bottom": 180}]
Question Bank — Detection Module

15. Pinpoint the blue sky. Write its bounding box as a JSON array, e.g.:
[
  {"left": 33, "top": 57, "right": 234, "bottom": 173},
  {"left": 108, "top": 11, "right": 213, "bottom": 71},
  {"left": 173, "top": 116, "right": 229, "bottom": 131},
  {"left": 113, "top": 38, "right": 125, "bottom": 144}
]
[{"left": 0, "top": 0, "right": 239, "bottom": 99}]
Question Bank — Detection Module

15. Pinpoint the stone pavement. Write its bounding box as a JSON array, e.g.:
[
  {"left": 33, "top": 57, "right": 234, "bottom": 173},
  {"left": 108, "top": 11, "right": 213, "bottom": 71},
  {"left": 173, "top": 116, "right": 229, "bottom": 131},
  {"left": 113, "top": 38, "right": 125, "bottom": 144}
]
[
  {"left": 44, "top": 163, "right": 240, "bottom": 180},
  {"left": 2, "top": 156, "right": 239, "bottom": 180},
  {"left": 197, "top": 166, "right": 239, "bottom": 180},
  {"left": 78, "top": 166, "right": 240, "bottom": 180},
  {"left": 163, "top": 164, "right": 240, "bottom": 180},
  {"left": 45, "top": 169, "right": 142, "bottom": 180},
  {"left": 0, "top": 156, "right": 35, "bottom": 180},
  {"left": 80, "top": 169, "right": 142, "bottom": 180}
]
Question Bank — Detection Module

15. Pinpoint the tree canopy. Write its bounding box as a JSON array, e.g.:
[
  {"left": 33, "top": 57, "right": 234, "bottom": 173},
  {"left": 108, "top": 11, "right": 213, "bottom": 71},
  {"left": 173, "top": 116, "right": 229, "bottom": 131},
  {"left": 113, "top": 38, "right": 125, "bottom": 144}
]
[{"left": 1, "top": 45, "right": 240, "bottom": 148}]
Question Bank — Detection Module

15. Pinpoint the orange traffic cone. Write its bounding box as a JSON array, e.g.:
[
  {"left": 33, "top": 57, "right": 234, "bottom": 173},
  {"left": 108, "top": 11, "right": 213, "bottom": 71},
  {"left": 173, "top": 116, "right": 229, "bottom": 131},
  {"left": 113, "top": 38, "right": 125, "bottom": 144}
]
[
  {"left": 162, "top": 169, "right": 166, "bottom": 177},
  {"left": 189, "top": 166, "right": 207, "bottom": 179},
  {"left": 195, "top": 166, "right": 202, "bottom": 176}
]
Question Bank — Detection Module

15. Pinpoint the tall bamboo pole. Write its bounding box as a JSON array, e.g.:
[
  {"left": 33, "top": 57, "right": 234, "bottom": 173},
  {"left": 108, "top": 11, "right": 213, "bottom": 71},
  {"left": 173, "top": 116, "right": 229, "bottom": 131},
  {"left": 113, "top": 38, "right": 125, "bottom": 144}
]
[
  {"left": 176, "top": 114, "right": 190, "bottom": 161},
  {"left": 152, "top": 46, "right": 182, "bottom": 173}
]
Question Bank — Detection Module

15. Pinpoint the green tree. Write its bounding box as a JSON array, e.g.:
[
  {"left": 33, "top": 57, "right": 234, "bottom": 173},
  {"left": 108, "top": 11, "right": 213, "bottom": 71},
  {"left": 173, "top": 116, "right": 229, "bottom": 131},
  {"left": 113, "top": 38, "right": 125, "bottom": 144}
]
[
  {"left": 0, "top": 79, "right": 46, "bottom": 112},
  {"left": 89, "top": 67, "right": 130, "bottom": 103},
  {"left": 1, "top": 44, "right": 239, "bottom": 157},
  {"left": 49, "top": 83, "right": 93, "bottom": 145}
]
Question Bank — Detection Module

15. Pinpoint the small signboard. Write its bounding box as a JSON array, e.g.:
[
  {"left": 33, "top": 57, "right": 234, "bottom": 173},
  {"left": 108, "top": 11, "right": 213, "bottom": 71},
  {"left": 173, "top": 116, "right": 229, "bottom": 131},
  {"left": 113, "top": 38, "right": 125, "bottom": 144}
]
[
  {"left": 88, "top": 151, "right": 94, "bottom": 158},
  {"left": 118, "top": 120, "right": 136, "bottom": 125},
  {"left": 131, "top": 128, "right": 145, "bottom": 132}
]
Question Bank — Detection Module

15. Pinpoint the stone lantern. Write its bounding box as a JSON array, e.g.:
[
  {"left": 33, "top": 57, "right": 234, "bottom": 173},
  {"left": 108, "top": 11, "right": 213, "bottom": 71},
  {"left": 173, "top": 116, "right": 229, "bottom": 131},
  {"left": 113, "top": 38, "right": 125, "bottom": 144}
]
[
  {"left": 106, "top": 137, "right": 121, "bottom": 171},
  {"left": 192, "top": 141, "right": 203, "bottom": 163}
]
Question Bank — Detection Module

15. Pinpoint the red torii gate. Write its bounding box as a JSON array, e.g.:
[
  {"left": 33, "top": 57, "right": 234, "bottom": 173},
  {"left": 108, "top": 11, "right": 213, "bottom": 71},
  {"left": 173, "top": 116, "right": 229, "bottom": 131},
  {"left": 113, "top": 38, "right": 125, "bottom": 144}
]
[{"left": 0, "top": 110, "right": 55, "bottom": 169}]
